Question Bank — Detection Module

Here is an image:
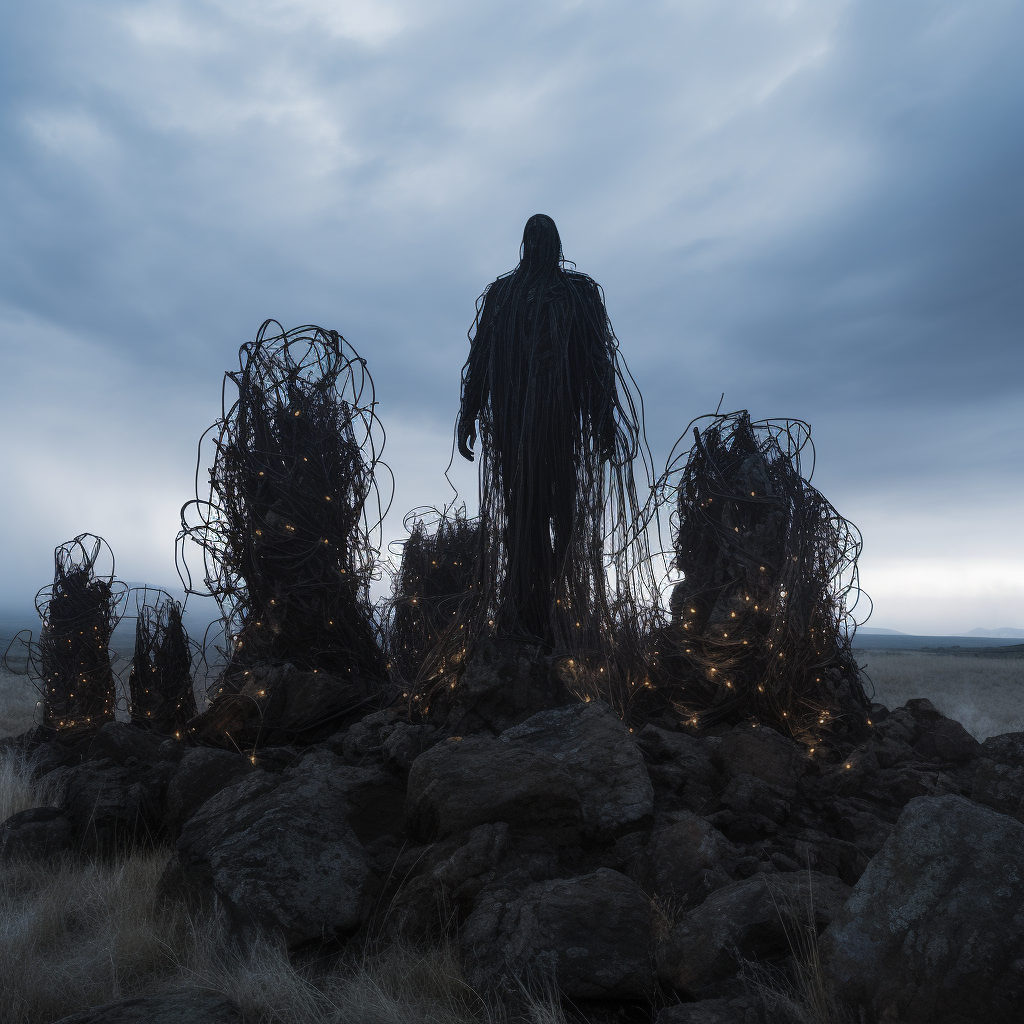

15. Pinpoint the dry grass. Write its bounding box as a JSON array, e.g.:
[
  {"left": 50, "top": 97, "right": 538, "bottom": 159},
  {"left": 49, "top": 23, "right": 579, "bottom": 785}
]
[
  {"left": 859, "top": 650, "right": 1024, "bottom": 740},
  {"left": 0, "top": 664, "right": 38, "bottom": 740}
]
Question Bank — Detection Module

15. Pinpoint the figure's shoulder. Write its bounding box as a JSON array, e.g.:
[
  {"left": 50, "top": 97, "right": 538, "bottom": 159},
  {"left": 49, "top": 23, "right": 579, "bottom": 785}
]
[{"left": 562, "top": 270, "right": 606, "bottom": 305}]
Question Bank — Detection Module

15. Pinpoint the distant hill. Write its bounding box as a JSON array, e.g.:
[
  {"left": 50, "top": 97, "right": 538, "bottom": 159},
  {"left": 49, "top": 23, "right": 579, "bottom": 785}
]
[
  {"left": 967, "top": 627, "right": 1024, "bottom": 638},
  {"left": 858, "top": 627, "right": 908, "bottom": 635}
]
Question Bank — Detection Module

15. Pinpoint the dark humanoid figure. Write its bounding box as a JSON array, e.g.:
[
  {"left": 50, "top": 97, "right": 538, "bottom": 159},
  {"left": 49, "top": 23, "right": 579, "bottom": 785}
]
[{"left": 457, "top": 214, "right": 646, "bottom": 649}]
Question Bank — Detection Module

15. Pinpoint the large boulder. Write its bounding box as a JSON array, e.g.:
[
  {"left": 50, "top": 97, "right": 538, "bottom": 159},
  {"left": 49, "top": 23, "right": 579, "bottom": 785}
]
[
  {"left": 405, "top": 735, "right": 583, "bottom": 842},
  {"left": 51, "top": 990, "right": 240, "bottom": 1023},
  {"left": 61, "top": 761, "right": 171, "bottom": 852},
  {"left": 970, "top": 758, "right": 1024, "bottom": 822},
  {"left": 462, "top": 868, "right": 656, "bottom": 999},
  {"left": 176, "top": 750, "right": 376, "bottom": 946},
  {"left": 821, "top": 794, "right": 1024, "bottom": 1023},
  {"left": 435, "top": 639, "right": 575, "bottom": 736},
  {"left": 0, "top": 806, "right": 75, "bottom": 861},
  {"left": 713, "top": 724, "right": 807, "bottom": 788},
  {"left": 163, "top": 746, "right": 260, "bottom": 836},
  {"left": 384, "top": 822, "right": 511, "bottom": 939},
  {"left": 980, "top": 731, "right": 1024, "bottom": 768},
  {"left": 500, "top": 701, "right": 653, "bottom": 837},
  {"left": 86, "top": 721, "right": 183, "bottom": 766},
  {"left": 656, "top": 871, "right": 850, "bottom": 997},
  {"left": 646, "top": 811, "right": 737, "bottom": 904}
]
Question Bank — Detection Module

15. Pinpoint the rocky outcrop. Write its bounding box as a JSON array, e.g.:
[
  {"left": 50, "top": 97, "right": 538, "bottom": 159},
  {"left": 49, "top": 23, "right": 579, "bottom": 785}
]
[
  {"left": 500, "top": 701, "right": 653, "bottom": 837},
  {"left": 0, "top": 805, "right": 75, "bottom": 861},
  {"left": 822, "top": 793, "right": 1024, "bottom": 1023},
  {"left": 405, "top": 735, "right": 583, "bottom": 842},
  {"left": 656, "top": 871, "right": 851, "bottom": 996},
  {"left": 462, "top": 868, "right": 656, "bottom": 999},
  {"left": 176, "top": 750, "right": 377, "bottom": 946}
]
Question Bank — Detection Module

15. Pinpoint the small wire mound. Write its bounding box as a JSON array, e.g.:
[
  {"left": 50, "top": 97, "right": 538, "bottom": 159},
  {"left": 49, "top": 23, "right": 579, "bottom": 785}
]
[
  {"left": 33, "top": 534, "right": 128, "bottom": 734},
  {"left": 655, "top": 411, "right": 871, "bottom": 745},
  {"left": 128, "top": 587, "right": 196, "bottom": 734},
  {"left": 177, "top": 321, "right": 391, "bottom": 701},
  {"left": 385, "top": 507, "right": 481, "bottom": 688}
]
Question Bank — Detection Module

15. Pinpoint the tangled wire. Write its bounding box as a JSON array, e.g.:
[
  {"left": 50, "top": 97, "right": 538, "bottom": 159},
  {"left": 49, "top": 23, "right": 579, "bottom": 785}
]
[
  {"left": 446, "top": 215, "right": 659, "bottom": 709},
  {"left": 386, "top": 507, "right": 480, "bottom": 687},
  {"left": 31, "top": 534, "right": 127, "bottom": 733},
  {"left": 128, "top": 587, "right": 195, "bottom": 734},
  {"left": 654, "top": 412, "right": 871, "bottom": 745},
  {"left": 177, "top": 321, "right": 391, "bottom": 697}
]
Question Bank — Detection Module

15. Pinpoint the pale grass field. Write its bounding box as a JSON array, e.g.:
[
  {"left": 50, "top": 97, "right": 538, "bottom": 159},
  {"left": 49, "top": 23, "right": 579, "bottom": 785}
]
[{"left": 857, "top": 650, "right": 1024, "bottom": 740}]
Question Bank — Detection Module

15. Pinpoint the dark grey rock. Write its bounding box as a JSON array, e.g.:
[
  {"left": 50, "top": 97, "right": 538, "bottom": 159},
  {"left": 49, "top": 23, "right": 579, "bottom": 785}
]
[
  {"left": 164, "top": 746, "right": 260, "bottom": 836},
  {"left": 656, "top": 871, "right": 850, "bottom": 996},
  {"left": 913, "top": 716, "right": 981, "bottom": 763},
  {"left": 713, "top": 724, "right": 807, "bottom": 788},
  {"left": 822, "top": 793, "right": 1024, "bottom": 1023},
  {"left": 500, "top": 701, "right": 653, "bottom": 837},
  {"left": 980, "top": 731, "right": 1024, "bottom": 769},
  {"left": 406, "top": 735, "right": 583, "bottom": 842},
  {"left": 61, "top": 761, "right": 170, "bottom": 851},
  {"left": 462, "top": 867, "right": 656, "bottom": 999},
  {"left": 437, "top": 639, "right": 574, "bottom": 736},
  {"left": 0, "top": 805, "right": 74, "bottom": 861},
  {"left": 381, "top": 721, "right": 442, "bottom": 771},
  {"left": 656, "top": 998, "right": 755, "bottom": 1024},
  {"left": 87, "top": 721, "right": 182, "bottom": 766},
  {"left": 176, "top": 750, "right": 376, "bottom": 946},
  {"left": 51, "top": 990, "right": 241, "bottom": 1023},
  {"left": 970, "top": 758, "right": 1024, "bottom": 822},
  {"left": 385, "top": 822, "right": 511, "bottom": 939},
  {"left": 646, "top": 811, "right": 737, "bottom": 904}
]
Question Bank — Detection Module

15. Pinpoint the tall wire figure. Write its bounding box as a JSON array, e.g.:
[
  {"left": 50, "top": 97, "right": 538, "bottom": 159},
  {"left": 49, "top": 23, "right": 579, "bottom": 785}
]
[{"left": 456, "top": 215, "right": 657, "bottom": 702}]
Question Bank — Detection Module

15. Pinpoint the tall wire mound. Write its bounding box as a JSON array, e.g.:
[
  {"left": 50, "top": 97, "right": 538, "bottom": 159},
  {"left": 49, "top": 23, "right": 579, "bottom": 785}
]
[
  {"left": 452, "top": 216, "right": 660, "bottom": 710},
  {"left": 128, "top": 588, "right": 195, "bottom": 735},
  {"left": 386, "top": 508, "right": 480, "bottom": 687},
  {"left": 32, "top": 534, "right": 127, "bottom": 734},
  {"left": 178, "top": 321, "right": 390, "bottom": 698},
  {"left": 655, "top": 411, "right": 871, "bottom": 745}
]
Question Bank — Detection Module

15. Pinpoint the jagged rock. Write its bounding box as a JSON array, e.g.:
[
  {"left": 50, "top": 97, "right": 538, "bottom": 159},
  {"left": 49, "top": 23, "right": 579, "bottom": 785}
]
[
  {"left": 436, "top": 639, "right": 574, "bottom": 736},
  {"left": 656, "top": 871, "right": 850, "bottom": 996},
  {"left": 646, "top": 811, "right": 737, "bottom": 904},
  {"left": 500, "top": 701, "right": 653, "bottom": 837},
  {"left": 822, "top": 794, "right": 1024, "bottom": 1024},
  {"left": 656, "top": 998, "right": 755, "bottom": 1024},
  {"left": 462, "top": 868, "right": 656, "bottom": 999},
  {"left": 872, "top": 706, "right": 918, "bottom": 745},
  {"left": 381, "top": 721, "right": 442, "bottom": 771},
  {"left": 713, "top": 723, "right": 807, "bottom": 788},
  {"left": 163, "top": 746, "right": 261, "bottom": 836},
  {"left": 905, "top": 701, "right": 981, "bottom": 763},
  {"left": 719, "top": 774, "right": 793, "bottom": 824},
  {"left": 339, "top": 708, "right": 403, "bottom": 763},
  {"left": 61, "top": 761, "right": 171, "bottom": 852},
  {"left": 785, "top": 828, "right": 868, "bottom": 885},
  {"left": 51, "top": 990, "right": 241, "bottom": 1023},
  {"left": 176, "top": 750, "right": 376, "bottom": 946},
  {"left": 980, "top": 731, "right": 1024, "bottom": 768},
  {"left": 190, "top": 664, "right": 371, "bottom": 749},
  {"left": 385, "top": 822, "right": 512, "bottom": 939},
  {"left": 834, "top": 810, "right": 894, "bottom": 858},
  {"left": 868, "top": 733, "right": 916, "bottom": 768},
  {"left": 406, "top": 735, "right": 583, "bottom": 842},
  {"left": 87, "top": 721, "right": 183, "bottom": 766},
  {"left": 970, "top": 758, "right": 1024, "bottom": 822},
  {"left": 639, "top": 725, "right": 723, "bottom": 816},
  {"left": 0, "top": 806, "right": 75, "bottom": 861},
  {"left": 28, "top": 739, "right": 83, "bottom": 777},
  {"left": 862, "top": 765, "right": 959, "bottom": 807}
]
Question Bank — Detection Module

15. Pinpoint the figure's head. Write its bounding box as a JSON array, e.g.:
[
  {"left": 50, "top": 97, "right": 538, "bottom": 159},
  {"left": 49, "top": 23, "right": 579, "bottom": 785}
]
[{"left": 521, "top": 214, "right": 562, "bottom": 269}]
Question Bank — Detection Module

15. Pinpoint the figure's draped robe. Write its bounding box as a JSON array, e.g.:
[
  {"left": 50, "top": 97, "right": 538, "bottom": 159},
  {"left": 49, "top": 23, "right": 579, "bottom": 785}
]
[{"left": 460, "top": 265, "right": 633, "bottom": 651}]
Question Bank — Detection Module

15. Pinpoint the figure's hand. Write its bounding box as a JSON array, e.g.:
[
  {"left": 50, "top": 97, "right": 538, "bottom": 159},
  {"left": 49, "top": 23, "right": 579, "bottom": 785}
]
[{"left": 458, "top": 417, "right": 477, "bottom": 461}]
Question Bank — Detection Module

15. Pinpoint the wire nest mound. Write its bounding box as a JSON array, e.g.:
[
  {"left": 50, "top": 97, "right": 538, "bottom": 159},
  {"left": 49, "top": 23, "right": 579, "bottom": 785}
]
[
  {"left": 654, "top": 411, "right": 871, "bottom": 747},
  {"left": 32, "top": 534, "right": 128, "bottom": 734},
  {"left": 128, "top": 587, "right": 196, "bottom": 735},
  {"left": 178, "top": 321, "right": 392, "bottom": 699},
  {"left": 385, "top": 506, "right": 481, "bottom": 689}
]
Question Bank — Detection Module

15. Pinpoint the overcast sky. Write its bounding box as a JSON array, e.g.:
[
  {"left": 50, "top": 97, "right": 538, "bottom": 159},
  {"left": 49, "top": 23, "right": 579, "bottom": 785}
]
[{"left": 1, "top": 0, "right": 1021, "bottom": 635}]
